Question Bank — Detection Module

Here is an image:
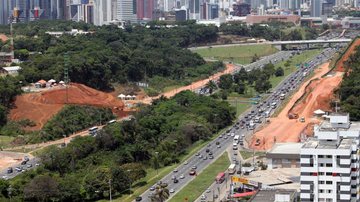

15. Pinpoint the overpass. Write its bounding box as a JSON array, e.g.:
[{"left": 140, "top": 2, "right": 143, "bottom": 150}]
[{"left": 190, "top": 38, "right": 352, "bottom": 50}]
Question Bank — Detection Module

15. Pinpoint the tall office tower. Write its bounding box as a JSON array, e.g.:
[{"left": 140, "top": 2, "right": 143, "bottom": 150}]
[
  {"left": 189, "top": 0, "right": 201, "bottom": 20},
  {"left": 336, "top": 0, "right": 353, "bottom": 6},
  {"left": 117, "top": 0, "right": 137, "bottom": 23},
  {"left": 164, "top": 0, "right": 176, "bottom": 11},
  {"left": 278, "top": 0, "right": 290, "bottom": 9},
  {"left": 289, "top": 0, "right": 301, "bottom": 9},
  {"left": 232, "top": 3, "right": 250, "bottom": 16},
  {"left": 322, "top": 1, "right": 333, "bottom": 16},
  {"left": 111, "top": 0, "right": 117, "bottom": 21},
  {"left": 137, "top": 0, "right": 155, "bottom": 20},
  {"left": 257, "top": 4, "right": 265, "bottom": 15},
  {"left": 93, "top": 0, "right": 111, "bottom": 25},
  {"left": 310, "top": 0, "right": 322, "bottom": 17},
  {"left": 0, "top": 1, "right": 10, "bottom": 24},
  {"left": 266, "top": 0, "right": 274, "bottom": 8},
  {"left": 52, "top": 0, "right": 68, "bottom": 20},
  {"left": 251, "top": 0, "right": 262, "bottom": 9},
  {"left": 200, "top": 2, "right": 218, "bottom": 19},
  {"left": 354, "top": 0, "right": 360, "bottom": 7},
  {"left": 300, "top": 113, "right": 360, "bottom": 202},
  {"left": 12, "top": 0, "right": 31, "bottom": 22}
]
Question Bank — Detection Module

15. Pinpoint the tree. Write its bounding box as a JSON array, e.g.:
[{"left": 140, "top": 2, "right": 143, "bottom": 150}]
[
  {"left": 24, "top": 175, "right": 60, "bottom": 202},
  {"left": 151, "top": 184, "right": 170, "bottom": 202},
  {"left": 263, "top": 63, "right": 275, "bottom": 77},
  {"left": 14, "top": 49, "right": 30, "bottom": 61},
  {"left": 251, "top": 54, "right": 260, "bottom": 62},
  {"left": 219, "top": 90, "right": 228, "bottom": 100},
  {"left": 218, "top": 74, "right": 233, "bottom": 90},
  {"left": 235, "top": 82, "right": 246, "bottom": 94},
  {"left": 255, "top": 79, "right": 272, "bottom": 93},
  {"left": 119, "top": 163, "right": 147, "bottom": 182},
  {"left": 275, "top": 67, "right": 284, "bottom": 77},
  {"left": 0, "top": 179, "right": 9, "bottom": 198},
  {"left": 205, "top": 80, "right": 217, "bottom": 94},
  {"left": 234, "top": 68, "right": 248, "bottom": 83},
  {"left": 0, "top": 105, "right": 7, "bottom": 127},
  {"left": 82, "top": 167, "right": 112, "bottom": 200}
]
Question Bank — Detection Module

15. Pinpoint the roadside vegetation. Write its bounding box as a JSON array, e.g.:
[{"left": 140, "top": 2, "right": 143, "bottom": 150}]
[
  {"left": 169, "top": 152, "right": 230, "bottom": 202},
  {"left": 0, "top": 91, "right": 235, "bottom": 201},
  {"left": 339, "top": 45, "right": 360, "bottom": 120},
  {"left": 193, "top": 45, "right": 278, "bottom": 64}
]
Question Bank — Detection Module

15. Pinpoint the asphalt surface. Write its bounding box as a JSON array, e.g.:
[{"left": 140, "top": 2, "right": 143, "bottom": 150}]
[
  {"left": 138, "top": 46, "right": 340, "bottom": 202},
  {"left": 0, "top": 157, "right": 40, "bottom": 180}
]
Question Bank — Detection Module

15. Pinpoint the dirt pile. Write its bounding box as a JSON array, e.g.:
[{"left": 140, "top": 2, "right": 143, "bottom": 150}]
[
  {"left": 9, "top": 83, "right": 125, "bottom": 130},
  {"left": 334, "top": 38, "right": 360, "bottom": 72}
]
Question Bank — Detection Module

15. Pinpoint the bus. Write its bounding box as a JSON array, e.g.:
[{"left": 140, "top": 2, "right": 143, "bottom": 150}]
[
  {"left": 215, "top": 172, "right": 225, "bottom": 184},
  {"left": 228, "top": 164, "right": 236, "bottom": 175},
  {"left": 88, "top": 126, "right": 98, "bottom": 136}
]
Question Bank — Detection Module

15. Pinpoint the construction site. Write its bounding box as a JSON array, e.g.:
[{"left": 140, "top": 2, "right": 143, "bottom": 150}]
[{"left": 249, "top": 38, "right": 360, "bottom": 151}]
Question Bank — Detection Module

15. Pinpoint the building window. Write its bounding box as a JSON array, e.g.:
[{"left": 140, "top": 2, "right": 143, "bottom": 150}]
[
  {"left": 326, "top": 163, "right": 332, "bottom": 167},
  {"left": 326, "top": 155, "right": 332, "bottom": 158},
  {"left": 326, "top": 172, "right": 332, "bottom": 176},
  {"left": 319, "top": 172, "right": 324, "bottom": 176},
  {"left": 327, "top": 190, "right": 332, "bottom": 193},
  {"left": 320, "top": 163, "right": 324, "bottom": 167},
  {"left": 326, "top": 181, "right": 332, "bottom": 184},
  {"left": 319, "top": 155, "right": 324, "bottom": 158},
  {"left": 319, "top": 181, "right": 325, "bottom": 184},
  {"left": 351, "top": 176, "right": 357, "bottom": 180},
  {"left": 319, "top": 189, "right": 324, "bottom": 193}
]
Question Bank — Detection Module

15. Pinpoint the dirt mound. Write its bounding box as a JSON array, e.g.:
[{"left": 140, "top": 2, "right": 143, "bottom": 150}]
[
  {"left": 334, "top": 38, "right": 360, "bottom": 72},
  {"left": 9, "top": 83, "right": 125, "bottom": 130}
]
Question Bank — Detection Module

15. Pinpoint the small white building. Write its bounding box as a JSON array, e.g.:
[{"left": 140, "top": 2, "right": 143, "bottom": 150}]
[
  {"left": 1, "top": 66, "right": 21, "bottom": 76},
  {"left": 300, "top": 113, "right": 360, "bottom": 202},
  {"left": 266, "top": 143, "right": 303, "bottom": 169}
]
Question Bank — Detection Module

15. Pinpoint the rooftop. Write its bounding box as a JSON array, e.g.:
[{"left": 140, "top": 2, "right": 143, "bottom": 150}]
[
  {"left": 268, "top": 143, "right": 303, "bottom": 155},
  {"left": 249, "top": 189, "right": 297, "bottom": 202},
  {"left": 302, "top": 137, "right": 353, "bottom": 150}
]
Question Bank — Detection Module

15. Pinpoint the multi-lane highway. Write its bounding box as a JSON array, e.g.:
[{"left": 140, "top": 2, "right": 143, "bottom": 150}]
[
  {"left": 0, "top": 156, "right": 40, "bottom": 180},
  {"left": 138, "top": 47, "right": 339, "bottom": 202}
]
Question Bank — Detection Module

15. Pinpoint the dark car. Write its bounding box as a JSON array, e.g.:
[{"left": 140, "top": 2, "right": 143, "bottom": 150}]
[
  {"left": 135, "top": 196, "right": 142, "bottom": 201},
  {"left": 189, "top": 170, "right": 196, "bottom": 175},
  {"left": 216, "top": 141, "right": 220, "bottom": 145},
  {"left": 174, "top": 179, "right": 179, "bottom": 183},
  {"left": 21, "top": 161, "right": 26, "bottom": 165},
  {"left": 206, "top": 149, "right": 210, "bottom": 153},
  {"left": 7, "top": 167, "right": 13, "bottom": 174}
]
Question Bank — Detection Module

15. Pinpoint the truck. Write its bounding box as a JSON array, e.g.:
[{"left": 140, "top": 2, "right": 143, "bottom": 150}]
[
  {"left": 234, "top": 135, "right": 240, "bottom": 141},
  {"left": 228, "top": 164, "right": 236, "bottom": 175},
  {"left": 249, "top": 121, "right": 255, "bottom": 130},
  {"left": 271, "top": 102, "right": 277, "bottom": 109},
  {"left": 265, "top": 110, "right": 271, "bottom": 118}
]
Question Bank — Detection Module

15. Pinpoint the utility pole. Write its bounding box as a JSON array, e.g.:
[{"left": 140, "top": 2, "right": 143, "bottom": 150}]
[
  {"left": 64, "top": 52, "right": 70, "bottom": 103},
  {"left": 109, "top": 179, "right": 112, "bottom": 202}
]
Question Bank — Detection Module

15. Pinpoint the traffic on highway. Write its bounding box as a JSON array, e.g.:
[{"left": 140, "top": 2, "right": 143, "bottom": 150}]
[
  {"left": 138, "top": 46, "right": 339, "bottom": 202},
  {"left": 0, "top": 156, "right": 40, "bottom": 180}
]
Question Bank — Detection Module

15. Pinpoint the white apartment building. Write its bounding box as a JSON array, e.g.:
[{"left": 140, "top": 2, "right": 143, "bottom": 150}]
[{"left": 300, "top": 113, "right": 360, "bottom": 202}]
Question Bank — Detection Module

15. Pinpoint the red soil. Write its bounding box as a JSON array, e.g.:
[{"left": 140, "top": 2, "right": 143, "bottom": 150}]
[
  {"left": 9, "top": 83, "right": 125, "bottom": 130},
  {"left": 0, "top": 34, "right": 8, "bottom": 42},
  {"left": 250, "top": 39, "right": 360, "bottom": 151}
]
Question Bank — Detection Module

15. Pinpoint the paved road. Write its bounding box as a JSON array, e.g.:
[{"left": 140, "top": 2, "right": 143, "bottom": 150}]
[
  {"left": 138, "top": 47, "right": 339, "bottom": 202},
  {"left": 0, "top": 156, "right": 40, "bottom": 180},
  {"left": 193, "top": 47, "right": 339, "bottom": 202}
]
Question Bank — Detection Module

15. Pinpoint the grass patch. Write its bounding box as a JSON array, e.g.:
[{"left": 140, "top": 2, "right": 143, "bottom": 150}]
[
  {"left": 227, "top": 98, "right": 252, "bottom": 117},
  {"left": 193, "top": 45, "right": 278, "bottom": 64},
  {"left": 0, "top": 136, "right": 15, "bottom": 149},
  {"left": 240, "top": 150, "right": 265, "bottom": 160},
  {"left": 169, "top": 152, "right": 230, "bottom": 202},
  {"left": 269, "top": 49, "right": 323, "bottom": 89}
]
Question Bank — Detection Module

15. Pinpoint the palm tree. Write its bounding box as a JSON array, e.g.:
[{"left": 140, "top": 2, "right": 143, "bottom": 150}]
[
  {"left": 206, "top": 80, "right": 217, "bottom": 94},
  {"left": 150, "top": 184, "right": 170, "bottom": 202}
]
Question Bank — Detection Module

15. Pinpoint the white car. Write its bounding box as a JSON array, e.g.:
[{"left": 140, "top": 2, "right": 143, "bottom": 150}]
[
  {"left": 180, "top": 174, "right": 185, "bottom": 179},
  {"left": 201, "top": 194, "right": 207, "bottom": 200},
  {"left": 170, "top": 189, "right": 175, "bottom": 193},
  {"left": 173, "top": 169, "right": 178, "bottom": 173},
  {"left": 184, "top": 161, "right": 189, "bottom": 165},
  {"left": 206, "top": 188, "right": 211, "bottom": 193}
]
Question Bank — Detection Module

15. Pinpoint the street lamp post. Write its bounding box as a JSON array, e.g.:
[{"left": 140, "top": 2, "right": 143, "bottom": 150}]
[
  {"left": 109, "top": 179, "right": 112, "bottom": 202},
  {"left": 155, "top": 151, "right": 159, "bottom": 175},
  {"left": 126, "top": 170, "right": 132, "bottom": 196}
]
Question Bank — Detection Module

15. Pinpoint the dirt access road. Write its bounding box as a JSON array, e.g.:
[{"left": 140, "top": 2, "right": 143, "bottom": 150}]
[{"left": 249, "top": 38, "right": 360, "bottom": 150}]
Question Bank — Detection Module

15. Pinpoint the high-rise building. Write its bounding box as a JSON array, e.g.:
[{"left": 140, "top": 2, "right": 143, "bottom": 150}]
[
  {"left": 232, "top": 3, "right": 250, "bottom": 16},
  {"left": 93, "top": 0, "right": 111, "bottom": 25},
  {"left": 175, "top": 8, "right": 187, "bottom": 21},
  {"left": 278, "top": 0, "right": 289, "bottom": 9},
  {"left": 310, "top": 0, "right": 322, "bottom": 17},
  {"left": 300, "top": 113, "right": 360, "bottom": 201},
  {"left": 117, "top": 0, "right": 137, "bottom": 23},
  {"left": 0, "top": 1, "right": 10, "bottom": 24},
  {"left": 322, "top": 1, "right": 333, "bottom": 16},
  {"left": 137, "top": 0, "right": 154, "bottom": 20},
  {"left": 200, "top": 2, "right": 218, "bottom": 19}
]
